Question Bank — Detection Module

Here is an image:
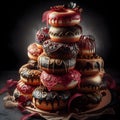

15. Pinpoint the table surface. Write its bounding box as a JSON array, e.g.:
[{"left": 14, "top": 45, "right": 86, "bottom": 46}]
[{"left": 0, "top": 70, "right": 120, "bottom": 120}]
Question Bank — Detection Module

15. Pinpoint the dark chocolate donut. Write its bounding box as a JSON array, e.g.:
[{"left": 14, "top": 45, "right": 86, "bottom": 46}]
[
  {"left": 19, "top": 60, "right": 42, "bottom": 86},
  {"left": 78, "top": 74, "right": 106, "bottom": 93},
  {"left": 32, "top": 86, "right": 71, "bottom": 111},
  {"left": 76, "top": 55, "right": 105, "bottom": 76},
  {"left": 37, "top": 53, "right": 76, "bottom": 74},
  {"left": 43, "top": 39, "right": 79, "bottom": 59},
  {"left": 70, "top": 91, "right": 103, "bottom": 112}
]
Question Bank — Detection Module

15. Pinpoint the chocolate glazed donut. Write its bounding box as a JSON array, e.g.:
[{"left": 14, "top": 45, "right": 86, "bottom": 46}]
[
  {"left": 43, "top": 39, "right": 79, "bottom": 59},
  {"left": 49, "top": 25, "right": 82, "bottom": 43},
  {"left": 76, "top": 55, "right": 105, "bottom": 76},
  {"left": 19, "top": 60, "right": 42, "bottom": 86},
  {"left": 37, "top": 53, "right": 76, "bottom": 74},
  {"left": 32, "top": 86, "right": 71, "bottom": 111}
]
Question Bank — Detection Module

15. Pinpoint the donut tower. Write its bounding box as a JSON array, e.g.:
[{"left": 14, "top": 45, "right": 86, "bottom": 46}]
[
  {"left": 33, "top": 3, "right": 82, "bottom": 111},
  {"left": 13, "top": 2, "right": 107, "bottom": 113}
]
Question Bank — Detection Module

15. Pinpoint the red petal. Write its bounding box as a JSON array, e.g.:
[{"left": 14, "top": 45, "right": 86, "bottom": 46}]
[
  {"left": 0, "top": 79, "right": 18, "bottom": 94},
  {"left": 68, "top": 93, "right": 82, "bottom": 112},
  {"left": 42, "top": 10, "right": 51, "bottom": 25}
]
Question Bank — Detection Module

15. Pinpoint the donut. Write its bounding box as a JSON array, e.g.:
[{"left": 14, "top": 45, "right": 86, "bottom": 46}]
[
  {"left": 35, "top": 27, "right": 50, "bottom": 45},
  {"left": 77, "top": 35, "right": 96, "bottom": 56},
  {"left": 32, "top": 86, "right": 71, "bottom": 111},
  {"left": 13, "top": 80, "right": 36, "bottom": 101},
  {"left": 70, "top": 91, "right": 103, "bottom": 112},
  {"left": 40, "top": 69, "right": 81, "bottom": 91},
  {"left": 27, "top": 43, "right": 43, "bottom": 60},
  {"left": 19, "top": 60, "right": 42, "bottom": 86},
  {"left": 42, "top": 5, "right": 82, "bottom": 26},
  {"left": 37, "top": 53, "right": 76, "bottom": 74},
  {"left": 49, "top": 25, "right": 82, "bottom": 43},
  {"left": 43, "top": 39, "right": 79, "bottom": 59},
  {"left": 78, "top": 74, "right": 106, "bottom": 93},
  {"left": 76, "top": 55, "right": 105, "bottom": 76}
]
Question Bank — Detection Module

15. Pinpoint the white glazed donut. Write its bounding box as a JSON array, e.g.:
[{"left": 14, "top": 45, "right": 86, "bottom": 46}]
[{"left": 49, "top": 25, "right": 82, "bottom": 43}]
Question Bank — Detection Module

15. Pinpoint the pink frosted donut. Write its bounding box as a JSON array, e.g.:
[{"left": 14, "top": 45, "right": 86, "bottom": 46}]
[
  {"left": 13, "top": 80, "right": 36, "bottom": 101},
  {"left": 36, "top": 27, "right": 50, "bottom": 45},
  {"left": 40, "top": 69, "right": 81, "bottom": 91},
  {"left": 42, "top": 5, "right": 82, "bottom": 27},
  {"left": 27, "top": 43, "right": 43, "bottom": 60}
]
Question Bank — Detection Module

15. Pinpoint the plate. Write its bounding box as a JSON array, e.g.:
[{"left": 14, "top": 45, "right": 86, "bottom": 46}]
[{"left": 25, "top": 89, "right": 111, "bottom": 120}]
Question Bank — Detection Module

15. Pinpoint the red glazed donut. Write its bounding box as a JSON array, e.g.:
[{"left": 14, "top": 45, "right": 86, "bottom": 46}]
[
  {"left": 49, "top": 25, "right": 82, "bottom": 43},
  {"left": 35, "top": 27, "right": 50, "bottom": 45},
  {"left": 32, "top": 86, "right": 71, "bottom": 111},
  {"left": 19, "top": 60, "right": 42, "bottom": 86},
  {"left": 40, "top": 69, "right": 81, "bottom": 91},
  {"left": 43, "top": 39, "right": 79, "bottom": 59},
  {"left": 42, "top": 5, "right": 82, "bottom": 27},
  {"left": 27, "top": 43, "right": 43, "bottom": 60},
  {"left": 37, "top": 52, "right": 76, "bottom": 74},
  {"left": 77, "top": 35, "right": 96, "bottom": 56},
  {"left": 13, "top": 80, "right": 36, "bottom": 101}
]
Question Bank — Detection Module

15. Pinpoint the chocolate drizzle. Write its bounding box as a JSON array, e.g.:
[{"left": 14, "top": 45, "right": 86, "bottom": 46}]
[
  {"left": 38, "top": 53, "right": 76, "bottom": 74},
  {"left": 49, "top": 25, "right": 82, "bottom": 37},
  {"left": 76, "top": 55, "right": 104, "bottom": 75},
  {"left": 32, "top": 87, "right": 71, "bottom": 110},
  {"left": 19, "top": 61, "right": 41, "bottom": 80},
  {"left": 43, "top": 39, "right": 79, "bottom": 59}
]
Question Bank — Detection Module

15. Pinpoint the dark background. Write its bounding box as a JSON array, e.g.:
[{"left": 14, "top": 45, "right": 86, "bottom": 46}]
[{"left": 0, "top": 0, "right": 119, "bottom": 73}]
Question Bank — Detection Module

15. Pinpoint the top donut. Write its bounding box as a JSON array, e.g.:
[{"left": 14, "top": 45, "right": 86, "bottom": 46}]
[{"left": 42, "top": 2, "right": 82, "bottom": 27}]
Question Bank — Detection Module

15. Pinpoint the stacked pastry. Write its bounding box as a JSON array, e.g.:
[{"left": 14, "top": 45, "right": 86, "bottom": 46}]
[
  {"left": 13, "top": 59, "right": 42, "bottom": 102},
  {"left": 76, "top": 34, "right": 105, "bottom": 91},
  {"left": 13, "top": 3, "right": 108, "bottom": 113},
  {"left": 13, "top": 27, "right": 50, "bottom": 102},
  {"left": 32, "top": 4, "right": 82, "bottom": 111},
  {"left": 74, "top": 35, "right": 106, "bottom": 111},
  {"left": 13, "top": 32, "right": 44, "bottom": 101}
]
